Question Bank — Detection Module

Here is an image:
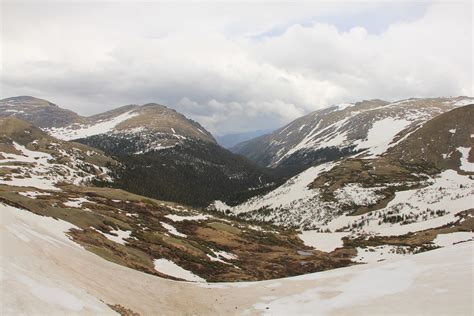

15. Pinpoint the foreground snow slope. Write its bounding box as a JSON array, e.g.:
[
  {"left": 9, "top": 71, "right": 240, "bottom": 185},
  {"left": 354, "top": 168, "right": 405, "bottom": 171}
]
[{"left": 2, "top": 203, "right": 472, "bottom": 315}]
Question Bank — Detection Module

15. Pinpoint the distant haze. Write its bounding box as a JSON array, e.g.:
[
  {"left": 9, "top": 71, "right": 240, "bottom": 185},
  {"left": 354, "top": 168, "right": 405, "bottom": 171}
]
[
  {"left": 1, "top": 1, "right": 472, "bottom": 134},
  {"left": 216, "top": 129, "right": 272, "bottom": 149}
]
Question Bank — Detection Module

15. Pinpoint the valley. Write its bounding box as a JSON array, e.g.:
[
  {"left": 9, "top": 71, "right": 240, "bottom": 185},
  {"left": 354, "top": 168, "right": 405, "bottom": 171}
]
[{"left": 0, "top": 95, "right": 472, "bottom": 315}]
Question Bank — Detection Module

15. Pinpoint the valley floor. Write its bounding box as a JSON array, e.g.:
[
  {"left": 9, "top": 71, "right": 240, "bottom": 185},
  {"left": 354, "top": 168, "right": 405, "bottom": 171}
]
[{"left": 1, "top": 203, "right": 472, "bottom": 315}]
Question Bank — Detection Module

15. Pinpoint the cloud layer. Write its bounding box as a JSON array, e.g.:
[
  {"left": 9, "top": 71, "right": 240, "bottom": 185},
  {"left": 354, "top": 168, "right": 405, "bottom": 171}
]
[{"left": 1, "top": 2, "right": 472, "bottom": 134}]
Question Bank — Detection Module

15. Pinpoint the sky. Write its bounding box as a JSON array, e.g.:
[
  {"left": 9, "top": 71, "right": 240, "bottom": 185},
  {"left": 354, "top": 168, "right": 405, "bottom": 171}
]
[{"left": 1, "top": 1, "right": 472, "bottom": 135}]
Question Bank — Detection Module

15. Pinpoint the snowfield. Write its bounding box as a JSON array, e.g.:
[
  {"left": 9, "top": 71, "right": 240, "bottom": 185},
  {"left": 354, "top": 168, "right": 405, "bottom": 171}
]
[
  {"left": 213, "top": 162, "right": 337, "bottom": 215},
  {"left": 216, "top": 164, "right": 473, "bottom": 238},
  {"left": 47, "top": 110, "right": 139, "bottom": 141},
  {"left": 1, "top": 203, "right": 472, "bottom": 315},
  {"left": 353, "top": 117, "right": 411, "bottom": 157},
  {"left": 298, "top": 232, "right": 347, "bottom": 252}
]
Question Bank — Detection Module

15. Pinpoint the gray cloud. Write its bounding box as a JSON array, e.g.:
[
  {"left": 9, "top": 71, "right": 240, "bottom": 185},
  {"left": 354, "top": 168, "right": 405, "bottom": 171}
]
[{"left": 1, "top": 2, "right": 472, "bottom": 134}]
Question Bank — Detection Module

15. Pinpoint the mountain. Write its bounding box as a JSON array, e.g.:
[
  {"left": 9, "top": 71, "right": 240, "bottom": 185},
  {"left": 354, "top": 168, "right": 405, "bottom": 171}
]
[
  {"left": 0, "top": 117, "right": 116, "bottom": 189},
  {"left": 46, "top": 102, "right": 216, "bottom": 145},
  {"left": 216, "top": 129, "right": 272, "bottom": 148},
  {"left": 0, "top": 117, "right": 356, "bottom": 283},
  {"left": 1, "top": 97, "right": 278, "bottom": 207},
  {"left": 0, "top": 96, "right": 82, "bottom": 128},
  {"left": 232, "top": 97, "right": 474, "bottom": 171},
  {"left": 2, "top": 103, "right": 472, "bottom": 315},
  {"left": 212, "top": 105, "right": 474, "bottom": 244}
]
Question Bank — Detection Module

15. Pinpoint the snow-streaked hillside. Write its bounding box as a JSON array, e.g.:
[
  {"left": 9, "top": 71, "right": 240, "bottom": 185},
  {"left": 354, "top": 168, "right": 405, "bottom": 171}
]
[
  {"left": 0, "top": 118, "right": 116, "bottom": 191},
  {"left": 45, "top": 103, "right": 216, "bottom": 148},
  {"left": 213, "top": 165, "right": 473, "bottom": 231},
  {"left": 233, "top": 96, "right": 473, "bottom": 168},
  {"left": 0, "top": 141, "right": 112, "bottom": 190},
  {"left": 47, "top": 110, "right": 139, "bottom": 141},
  {"left": 2, "top": 202, "right": 472, "bottom": 315},
  {"left": 212, "top": 105, "right": 474, "bottom": 262},
  {"left": 1, "top": 97, "right": 216, "bottom": 150}
]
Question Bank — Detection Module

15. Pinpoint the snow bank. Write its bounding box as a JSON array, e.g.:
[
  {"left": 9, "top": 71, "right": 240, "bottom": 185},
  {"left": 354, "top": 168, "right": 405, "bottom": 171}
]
[
  {"left": 254, "top": 242, "right": 473, "bottom": 315},
  {"left": 298, "top": 231, "right": 347, "bottom": 252},
  {"left": 153, "top": 259, "right": 205, "bottom": 282},
  {"left": 433, "top": 232, "right": 472, "bottom": 247}
]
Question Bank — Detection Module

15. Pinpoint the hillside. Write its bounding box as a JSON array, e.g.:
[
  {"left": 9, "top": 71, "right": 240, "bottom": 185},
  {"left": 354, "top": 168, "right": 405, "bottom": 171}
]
[
  {"left": 0, "top": 117, "right": 117, "bottom": 189},
  {"left": 0, "top": 96, "right": 82, "bottom": 128},
  {"left": 2, "top": 203, "right": 472, "bottom": 314},
  {"left": 1, "top": 97, "right": 277, "bottom": 207},
  {"left": 1, "top": 105, "right": 472, "bottom": 315},
  {"left": 0, "top": 118, "right": 357, "bottom": 282},
  {"left": 212, "top": 105, "right": 473, "bottom": 261},
  {"left": 80, "top": 134, "right": 279, "bottom": 206},
  {"left": 232, "top": 97, "right": 473, "bottom": 171},
  {"left": 46, "top": 103, "right": 216, "bottom": 144}
]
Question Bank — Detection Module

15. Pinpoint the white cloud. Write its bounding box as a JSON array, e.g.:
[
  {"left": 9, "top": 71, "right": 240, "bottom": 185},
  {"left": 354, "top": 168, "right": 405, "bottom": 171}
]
[{"left": 1, "top": 2, "right": 472, "bottom": 134}]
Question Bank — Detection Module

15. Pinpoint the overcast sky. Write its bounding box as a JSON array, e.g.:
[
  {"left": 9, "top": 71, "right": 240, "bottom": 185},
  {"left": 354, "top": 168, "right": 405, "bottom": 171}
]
[{"left": 1, "top": 1, "right": 472, "bottom": 135}]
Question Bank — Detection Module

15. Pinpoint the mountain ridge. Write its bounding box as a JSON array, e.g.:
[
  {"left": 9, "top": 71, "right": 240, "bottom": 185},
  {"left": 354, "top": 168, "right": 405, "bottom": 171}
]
[
  {"left": 232, "top": 96, "right": 473, "bottom": 171},
  {"left": 212, "top": 105, "right": 474, "bottom": 233}
]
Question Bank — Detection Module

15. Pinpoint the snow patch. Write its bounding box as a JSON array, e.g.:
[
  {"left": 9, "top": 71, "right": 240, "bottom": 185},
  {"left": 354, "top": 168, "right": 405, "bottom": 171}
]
[
  {"left": 93, "top": 228, "right": 132, "bottom": 245},
  {"left": 298, "top": 232, "right": 347, "bottom": 252},
  {"left": 153, "top": 259, "right": 205, "bottom": 282},
  {"left": 433, "top": 232, "right": 472, "bottom": 247},
  {"left": 457, "top": 147, "right": 474, "bottom": 172},
  {"left": 355, "top": 118, "right": 411, "bottom": 156},
  {"left": 161, "top": 222, "right": 187, "bottom": 238},
  {"left": 63, "top": 198, "right": 91, "bottom": 208},
  {"left": 165, "top": 214, "right": 211, "bottom": 222}
]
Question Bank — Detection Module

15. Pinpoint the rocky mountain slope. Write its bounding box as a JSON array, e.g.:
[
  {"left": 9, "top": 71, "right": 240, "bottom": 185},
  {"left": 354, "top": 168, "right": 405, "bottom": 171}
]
[
  {"left": 0, "top": 118, "right": 356, "bottom": 282},
  {"left": 232, "top": 97, "right": 473, "bottom": 171},
  {"left": 47, "top": 102, "right": 215, "bottom": 145},
  {"left": 0, "top": 117, "right": 116, "bottom": 189},
  {"left": 1, "top": 97, "right": 278, "bottom": 207},
  {"left": 0, "top": 96, "right": 82, "bottom": 128},
  {"left": 2, "top": 101, "right": 472, "bottom": 315},
  {"left": 212, "top": 105, "right": 473, "bottom": 261}
]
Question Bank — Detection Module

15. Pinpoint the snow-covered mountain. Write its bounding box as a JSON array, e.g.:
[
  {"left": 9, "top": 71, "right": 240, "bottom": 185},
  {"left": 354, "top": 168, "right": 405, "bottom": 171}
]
[
  {"left": 0, "top": 117, "right": 356, "bottom": 283},
  {"left": 2, "top": 102, "right": 472, "bottom": 315},
  {"left": 0, "top": 97, "right": 278, "bottom": 207},
  {"left": 212, "top": 105, "right": 474, "bottom": 244},
  {"left": 233, "top": 97, "right": 474, "bottom": 170},
  {"left": 46, "top": 103, "right": 216, "bottom": 150},
  {"left": 1, "top": 96, "right": 215, "bottom": 149}
]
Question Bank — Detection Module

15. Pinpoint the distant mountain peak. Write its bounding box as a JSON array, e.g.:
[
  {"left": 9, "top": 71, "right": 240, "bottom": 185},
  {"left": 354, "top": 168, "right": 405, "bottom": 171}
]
[
  {"left": 233, "top": 96, "right": 473, "bottom": 170},
  {"left": 1, "top": 95, "right": 58, "bottom": 107},
  {"left": 0, "top": 96, "right": 216, "bottom": 144}
]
